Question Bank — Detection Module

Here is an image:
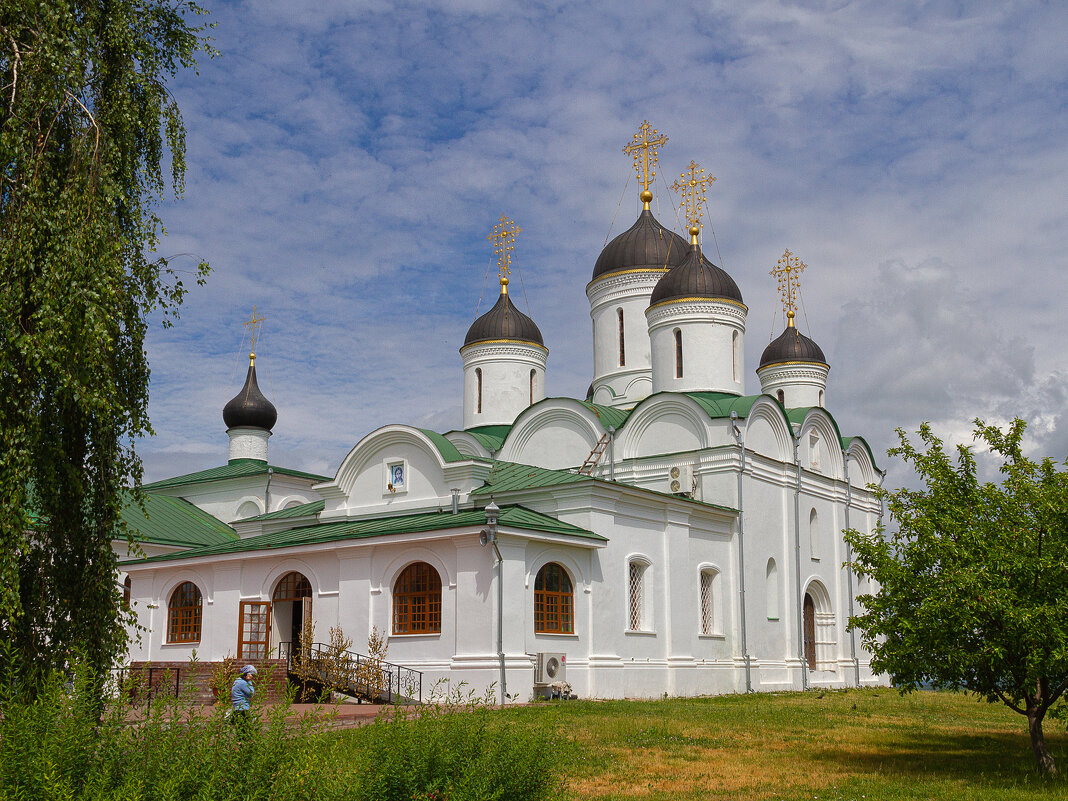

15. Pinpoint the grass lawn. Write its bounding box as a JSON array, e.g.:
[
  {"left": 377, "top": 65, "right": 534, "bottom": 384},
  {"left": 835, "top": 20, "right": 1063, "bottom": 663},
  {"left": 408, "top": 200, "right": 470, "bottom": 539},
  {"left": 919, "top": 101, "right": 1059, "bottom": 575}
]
[{"left": 497, "top": 688, "right": 1067, "bottom": 801}]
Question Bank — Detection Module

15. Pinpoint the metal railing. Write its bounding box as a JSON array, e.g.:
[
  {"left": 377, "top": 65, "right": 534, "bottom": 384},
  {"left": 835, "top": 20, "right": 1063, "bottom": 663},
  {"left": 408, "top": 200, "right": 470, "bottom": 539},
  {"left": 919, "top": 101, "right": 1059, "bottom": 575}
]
[{"left": 278, "top": 641, "right": 422, "bottom": 704}]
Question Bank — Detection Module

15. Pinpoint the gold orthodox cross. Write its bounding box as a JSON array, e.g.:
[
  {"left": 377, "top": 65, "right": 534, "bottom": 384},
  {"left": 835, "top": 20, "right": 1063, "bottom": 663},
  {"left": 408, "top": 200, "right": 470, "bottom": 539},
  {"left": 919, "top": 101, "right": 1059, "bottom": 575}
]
[
  {"left": 243, "top": 306, "right": 265, "bottom": 362},
  {"left": 623, "top": 121, "right": 668, "bottom": 203},
  {"left": 770, "top": 249, "right": 806, "bottom": 325},
  {"left": 488, "top": 215, "right": 521, "bottom": 294},
  {"left": 671, "top": 160, "right": 716, "bottom": 239}
]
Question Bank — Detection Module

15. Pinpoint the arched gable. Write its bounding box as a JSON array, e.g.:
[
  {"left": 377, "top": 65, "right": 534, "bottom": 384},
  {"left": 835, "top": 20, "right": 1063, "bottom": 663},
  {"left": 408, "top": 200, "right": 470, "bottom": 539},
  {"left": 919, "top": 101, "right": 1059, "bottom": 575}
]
[
  {"left": 322, "top": 425, "right": 466, "bottom": 506},
  {"left": 497, "top": 399, "right": 604, "bottom": 470},
  {"left": 844, "top": 437, "right": 879, "bottom": 488},
  {"left": 795, "top": 409, "right": 846, "bottom": 479},
  {"left": 742, "top": 397, "right": 794, "bottom": 462},
  {"left": 443, "top": 431, "right": 493, "bottom": 459},
  {"left": 619, "top": 395, "right": 711, "bottom": 460}
]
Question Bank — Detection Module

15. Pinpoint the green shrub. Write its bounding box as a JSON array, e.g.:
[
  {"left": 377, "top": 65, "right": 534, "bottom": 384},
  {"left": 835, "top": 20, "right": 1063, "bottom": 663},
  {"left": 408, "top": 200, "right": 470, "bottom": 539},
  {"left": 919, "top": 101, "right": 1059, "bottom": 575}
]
[{"left": 0, "top": 666, "right": 563, "bottom": 801}]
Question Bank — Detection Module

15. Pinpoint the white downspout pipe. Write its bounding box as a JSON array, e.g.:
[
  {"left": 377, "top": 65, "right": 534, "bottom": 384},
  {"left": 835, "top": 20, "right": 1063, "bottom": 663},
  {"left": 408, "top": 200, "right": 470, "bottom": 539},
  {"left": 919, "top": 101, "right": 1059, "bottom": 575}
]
[
  {"left": 730, "top": 412, "right": 752, "bottom": 693},
  {"left": 793, "top": 434, "right": 808, "bottom": 690},
  {"left": 842, "top": 453, "right": 860, "bottom": 687}
]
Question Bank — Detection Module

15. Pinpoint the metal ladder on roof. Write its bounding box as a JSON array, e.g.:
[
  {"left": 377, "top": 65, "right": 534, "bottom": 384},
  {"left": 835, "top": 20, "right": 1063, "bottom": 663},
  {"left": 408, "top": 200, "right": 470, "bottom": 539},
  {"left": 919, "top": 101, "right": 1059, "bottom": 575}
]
[{"left": 577, "top": 432, "right": 611, "bottom": 476}]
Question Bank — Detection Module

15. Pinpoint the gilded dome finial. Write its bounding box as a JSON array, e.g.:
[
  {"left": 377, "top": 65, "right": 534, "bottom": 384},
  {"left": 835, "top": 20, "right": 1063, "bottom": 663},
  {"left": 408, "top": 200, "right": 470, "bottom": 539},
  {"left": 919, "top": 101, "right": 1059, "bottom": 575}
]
[
  {"left": 771, "top": 249, "right": 806, "bottom": 327},
  {"left": 623, "top": 121, "right": 668, "bottom": 210},
  {"left": 671, "top": 160, "right": 715, "bottom": 246},
  {"left": 243, "top": 306, "right": 265, "bottom": 366},
  {"left": 487, "top": 215, "right": 521, "bottom": 296}
]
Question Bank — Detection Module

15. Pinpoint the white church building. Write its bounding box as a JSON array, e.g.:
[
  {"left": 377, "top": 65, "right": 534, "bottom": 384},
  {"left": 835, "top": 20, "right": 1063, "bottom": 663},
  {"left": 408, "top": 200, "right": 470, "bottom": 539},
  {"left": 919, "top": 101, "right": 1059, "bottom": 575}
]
[{"left": 121, "top": 129, "right": 885, "bottom": 701}]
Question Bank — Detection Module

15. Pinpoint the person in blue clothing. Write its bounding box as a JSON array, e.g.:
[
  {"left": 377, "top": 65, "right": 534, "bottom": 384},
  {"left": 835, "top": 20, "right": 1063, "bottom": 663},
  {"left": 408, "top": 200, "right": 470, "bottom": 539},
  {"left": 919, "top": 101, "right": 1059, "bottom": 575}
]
[{"left": 231, "top": 665, "right": 256, "bottom": 736}]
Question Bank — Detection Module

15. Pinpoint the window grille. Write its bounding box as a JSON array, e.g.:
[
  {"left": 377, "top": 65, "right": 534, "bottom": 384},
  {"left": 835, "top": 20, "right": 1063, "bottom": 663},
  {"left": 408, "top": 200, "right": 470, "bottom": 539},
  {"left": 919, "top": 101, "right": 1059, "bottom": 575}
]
[
  {"left": 534, "top": 563, "right": 574, "bottom": 633},
  {"left": 393, "top": 562, "right": 442, "bottom": 634},
  {"left": 700, "top": 570, "right": 715, "bottom": 634},
  {"left": 167, "top": 581, "right": 202, "bottom": 643},
  {"left": 628, "top": 561, "right": 644, "bottom": 630}
]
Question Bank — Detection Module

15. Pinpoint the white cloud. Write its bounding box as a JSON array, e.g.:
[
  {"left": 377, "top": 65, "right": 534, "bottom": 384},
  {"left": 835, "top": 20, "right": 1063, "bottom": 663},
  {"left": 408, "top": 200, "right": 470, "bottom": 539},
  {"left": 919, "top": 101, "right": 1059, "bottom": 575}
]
[{"left": 138, "top": 0, "right": 1068, "bottom": 488}]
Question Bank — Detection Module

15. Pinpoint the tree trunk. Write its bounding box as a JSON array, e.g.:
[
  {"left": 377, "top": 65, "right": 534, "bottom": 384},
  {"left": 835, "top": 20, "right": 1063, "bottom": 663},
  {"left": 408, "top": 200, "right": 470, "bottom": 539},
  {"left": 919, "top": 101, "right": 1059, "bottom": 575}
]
[{"left": 1028, "top": 707, "right": 1058, "bottom": 775}]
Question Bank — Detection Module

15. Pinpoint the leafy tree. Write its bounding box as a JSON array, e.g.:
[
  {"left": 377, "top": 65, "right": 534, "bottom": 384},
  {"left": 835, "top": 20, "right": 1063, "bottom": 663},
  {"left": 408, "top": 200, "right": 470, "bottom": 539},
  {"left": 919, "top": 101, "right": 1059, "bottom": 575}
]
[
  {"left": 0, "top": 1, "right": 211, "bottom": 695},
  {"left": 846, "top": 419, "right": 1068, "bottom": 775}
]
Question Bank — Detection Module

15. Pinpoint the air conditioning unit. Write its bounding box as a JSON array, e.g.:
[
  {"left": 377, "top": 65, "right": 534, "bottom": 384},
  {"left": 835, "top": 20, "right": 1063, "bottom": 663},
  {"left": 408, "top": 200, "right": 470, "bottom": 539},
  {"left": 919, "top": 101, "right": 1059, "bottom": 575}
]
[
  {"left": 668, "top": 464, "right": 693, "bottom": 495},
  {"left": 535, "top": 652, "right": 566, "bottom": 684}
]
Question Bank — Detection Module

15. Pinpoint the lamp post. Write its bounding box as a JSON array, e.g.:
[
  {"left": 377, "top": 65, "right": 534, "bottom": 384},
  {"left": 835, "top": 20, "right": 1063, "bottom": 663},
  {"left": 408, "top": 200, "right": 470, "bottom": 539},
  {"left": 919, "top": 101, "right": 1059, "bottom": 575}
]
[{"left": 479, "top": 501, "right": 506, "bottom": 705}]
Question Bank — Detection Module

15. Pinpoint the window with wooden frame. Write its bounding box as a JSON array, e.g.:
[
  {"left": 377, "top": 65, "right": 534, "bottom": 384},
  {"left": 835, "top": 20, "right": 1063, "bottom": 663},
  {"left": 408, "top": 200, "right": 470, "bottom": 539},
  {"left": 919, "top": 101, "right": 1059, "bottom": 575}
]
[
  {"left": 167, "top": 581, "right": 202, "bottom": 643},
  {"left": 392, "top": 562, "right": 442, "bottom": 634},
  {"left": 534, "top": 562, "right": 574, "bottom": 634},
  {"left": 272, "top": 571, "right": 312, "bottom": 602},
  {"left": 238, "top": 600, "right": 271, "bottom": 661}
]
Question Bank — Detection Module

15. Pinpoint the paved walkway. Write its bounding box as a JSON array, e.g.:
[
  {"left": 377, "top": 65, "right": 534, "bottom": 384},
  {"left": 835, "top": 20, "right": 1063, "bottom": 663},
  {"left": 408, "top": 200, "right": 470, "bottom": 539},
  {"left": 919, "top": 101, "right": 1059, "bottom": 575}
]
[{"left": 124, "top": 701, "right": 389, "bottom": 730}]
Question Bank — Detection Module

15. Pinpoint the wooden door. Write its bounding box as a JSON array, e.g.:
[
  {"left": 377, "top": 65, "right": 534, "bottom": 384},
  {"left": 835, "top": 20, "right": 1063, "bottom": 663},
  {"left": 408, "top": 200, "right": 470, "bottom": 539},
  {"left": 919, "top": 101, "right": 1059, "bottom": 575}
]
[{"left": 238, "top": 601, "right": 271, "bottom": 661}]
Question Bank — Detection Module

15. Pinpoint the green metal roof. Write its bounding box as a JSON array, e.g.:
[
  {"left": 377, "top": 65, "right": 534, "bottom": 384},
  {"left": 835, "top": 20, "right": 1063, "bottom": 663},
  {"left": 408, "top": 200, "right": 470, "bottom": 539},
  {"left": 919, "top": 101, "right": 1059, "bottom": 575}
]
[
  {"left": 682, "top": 392, "right": 764, "bottom": 420},
  {"left": 578, "top": 401, "right": 632, "bottom": 430},
  {"left": 142, "top": 459, "right": 330, "bottom": 490},
  {"left": 120, "top": 492, "right": 238, "bottom": 548},
  {"left": 416, "top": 429, "right": 466, "bottom": 463},
  {"left": 125, "top": 504, "right": 603, "bottom": 565},
  {"left": 460, "top": 424, "right": 513, "bottom": 452},
  {"left": 470, "top": 461, "right": 591, "bottom": 496},
  {"left": 240, "top": 499, "right": 325, "bottom": 522}
]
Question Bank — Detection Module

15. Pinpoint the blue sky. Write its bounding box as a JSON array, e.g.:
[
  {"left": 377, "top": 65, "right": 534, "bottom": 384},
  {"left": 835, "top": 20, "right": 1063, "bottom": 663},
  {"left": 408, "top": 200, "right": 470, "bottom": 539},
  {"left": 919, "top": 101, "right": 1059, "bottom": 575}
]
[{"left": 142, "top": 0, "right": 1068, "bottom": 488}]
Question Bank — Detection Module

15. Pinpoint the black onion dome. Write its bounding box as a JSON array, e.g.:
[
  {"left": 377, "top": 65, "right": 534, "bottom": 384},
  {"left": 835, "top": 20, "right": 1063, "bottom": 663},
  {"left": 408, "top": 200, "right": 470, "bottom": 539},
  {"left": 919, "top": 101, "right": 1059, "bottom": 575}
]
[
  {"left": 223, "top": 364, "right": 278, "bottom": 431},
  {"left": 463, "top": 292, "right": 544, "bottom": 347},
  {"left": 759, "top": 326, "right": 827, "bottom": 368},
  {"left": 649, "top": 244, "right": 744, "bottom": 305},
  {"left": 592, "top": 209, "right": 689, "bottom": 280}
]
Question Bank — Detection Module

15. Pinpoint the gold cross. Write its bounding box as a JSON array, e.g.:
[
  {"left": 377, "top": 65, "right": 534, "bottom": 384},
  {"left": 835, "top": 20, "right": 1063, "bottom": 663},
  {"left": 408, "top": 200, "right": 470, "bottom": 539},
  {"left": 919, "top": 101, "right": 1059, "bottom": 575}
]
[
  {"left": 487, "top": 215, "right": 521, "bottom": 294},
  {"left": 623, "top": 121, "right": 668, "bottom": 200},
  {"left": 770, "top": 249, "right": 806, "bottom": 325},
  {"left": 243, "top": 306, "right": 265, "bottom": 359},
  {"left": 671, "top": 160, "right": 716, "bottom": 236}
]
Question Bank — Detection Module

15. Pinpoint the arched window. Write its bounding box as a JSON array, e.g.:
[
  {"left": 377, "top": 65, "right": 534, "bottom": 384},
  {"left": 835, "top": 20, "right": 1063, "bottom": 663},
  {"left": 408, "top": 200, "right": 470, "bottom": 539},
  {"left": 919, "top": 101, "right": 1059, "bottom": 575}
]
[
  {"left": 122, "top": 575, "right": 131, "bottom": 609},
  {"left": 732, "top": 330, "right": 739, "bottom": 382},
  {"left": 818, "top": 389, "right": 824, "bottom": 407},
  {"left": 273, "top": 571, "right": 312, "bottom": 602},
  {"left": 803, "top": 593, "right": 817, "bottom": 670},
  {"left": 167, "top": 581, "right": 202, "bottom": 643},
  {"left": 766, "top": 559, "right": 779, "bottom": 620},
  {"left": 534, "top": 563, "right": 573, "bottom": 634},
  {"left": 700, "top": 568, "right": 718, "bottom": 635},
  {"left": 393, "top": 562, "right": 442, "bottom": 634},
  {"left": 777, "top": 389, "right": 785, "bottom": 405},
  {"left": 809, "top": 508, "right": 819, "bottom": 559},
  {"left": 627, "top": 560, "right": 647, "bottom": 631},
  {"left": 674, "top": 329, "right": 683, "bottom": 378},
  {"left": 617, "top": 308, "right": 626, "bottom": 367},
  {"left": 530, "top": 369, "right": 536, "bottom": 406},
  {"left": 475, "top": 368, "right": 482, "bottom": 414}
]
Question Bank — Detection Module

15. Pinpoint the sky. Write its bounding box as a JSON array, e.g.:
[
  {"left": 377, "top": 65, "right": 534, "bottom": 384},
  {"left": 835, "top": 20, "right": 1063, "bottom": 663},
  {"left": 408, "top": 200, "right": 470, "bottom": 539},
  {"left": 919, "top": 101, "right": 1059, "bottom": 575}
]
[{"left": 142, "top": 0, "right": 1068, "bottom": 491}]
